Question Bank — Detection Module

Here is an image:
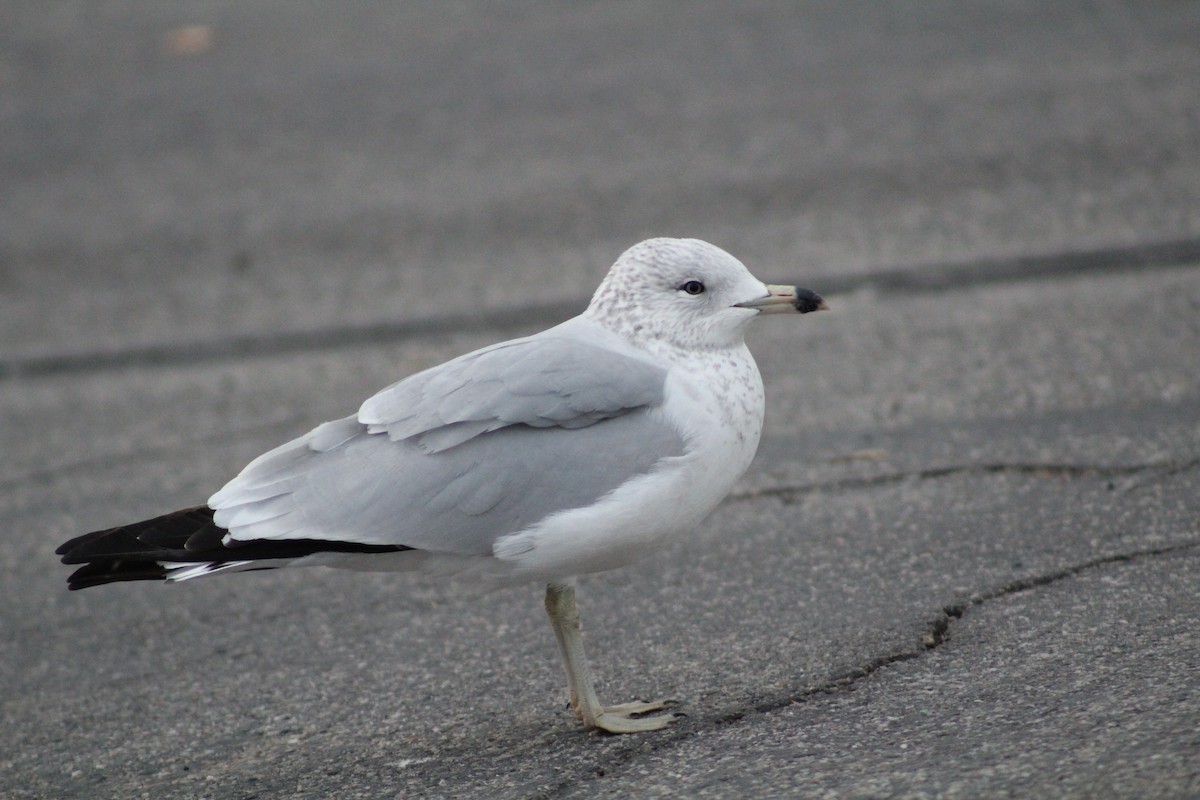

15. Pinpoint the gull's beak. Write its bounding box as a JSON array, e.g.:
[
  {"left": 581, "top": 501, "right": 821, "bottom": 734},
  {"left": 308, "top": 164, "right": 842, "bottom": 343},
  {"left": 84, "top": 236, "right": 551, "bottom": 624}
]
[{"left": 734, "top": 284, "right": 829, "bottom": 315}]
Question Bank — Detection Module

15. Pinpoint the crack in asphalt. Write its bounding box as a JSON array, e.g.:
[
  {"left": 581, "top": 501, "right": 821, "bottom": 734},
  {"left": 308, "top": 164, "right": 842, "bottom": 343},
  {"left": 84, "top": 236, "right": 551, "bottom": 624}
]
[
  {"left": 918, "top": 544, "right": 1198, "bottom": 651},
  {"left": 3, "top": 237, "right": 1197, "bottom": 381},
  {"left": 731, "top": 457, "right": 1200, "bottom": 503},
  {"left": 533, "top": 540, "right": 1200, "bottom": 799}
]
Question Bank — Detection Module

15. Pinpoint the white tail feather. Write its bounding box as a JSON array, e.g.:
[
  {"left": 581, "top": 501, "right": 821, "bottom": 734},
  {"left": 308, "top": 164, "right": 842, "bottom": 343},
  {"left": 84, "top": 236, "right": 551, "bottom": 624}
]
[{"left": 159, "top": 560, "right": 276, "bottom": 581}]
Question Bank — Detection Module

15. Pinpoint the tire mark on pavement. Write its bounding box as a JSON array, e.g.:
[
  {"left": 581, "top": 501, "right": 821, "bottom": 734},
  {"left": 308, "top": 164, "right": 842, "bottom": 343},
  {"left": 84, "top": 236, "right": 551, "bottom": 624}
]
[{"left": 4, "top": 237, "right": 1198, "bottom": 380}]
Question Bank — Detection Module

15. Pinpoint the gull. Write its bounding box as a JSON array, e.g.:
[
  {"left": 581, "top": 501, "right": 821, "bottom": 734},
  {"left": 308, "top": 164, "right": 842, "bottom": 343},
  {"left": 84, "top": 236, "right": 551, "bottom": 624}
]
[{"left": 56, "top": 237, "right": 827, "bottom": 734}]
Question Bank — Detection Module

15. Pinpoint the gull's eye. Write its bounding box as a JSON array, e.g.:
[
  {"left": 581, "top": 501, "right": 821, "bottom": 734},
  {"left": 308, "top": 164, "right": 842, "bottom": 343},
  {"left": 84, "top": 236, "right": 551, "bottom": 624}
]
[{"left": 679, "top": 280, "right": 706, "bottom": 296}]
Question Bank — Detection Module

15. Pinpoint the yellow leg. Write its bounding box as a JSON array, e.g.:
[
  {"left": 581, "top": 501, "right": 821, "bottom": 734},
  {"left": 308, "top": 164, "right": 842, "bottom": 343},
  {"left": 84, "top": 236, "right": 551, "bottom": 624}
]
[{"left": 544, "top": 582, "right": 681, "bottom": 734}]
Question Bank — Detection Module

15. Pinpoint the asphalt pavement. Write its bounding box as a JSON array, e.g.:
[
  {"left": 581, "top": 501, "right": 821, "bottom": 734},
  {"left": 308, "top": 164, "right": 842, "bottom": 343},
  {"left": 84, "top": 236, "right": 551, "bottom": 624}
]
[{"left": 2, "top": 2, "right": 1198, "bottom": 798}]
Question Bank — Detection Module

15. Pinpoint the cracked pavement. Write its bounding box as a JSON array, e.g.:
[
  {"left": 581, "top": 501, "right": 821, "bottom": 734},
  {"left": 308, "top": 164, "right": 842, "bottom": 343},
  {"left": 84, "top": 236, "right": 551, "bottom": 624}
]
[{"left": 2, "top": 2, "right": 1199, "bottom": 798}]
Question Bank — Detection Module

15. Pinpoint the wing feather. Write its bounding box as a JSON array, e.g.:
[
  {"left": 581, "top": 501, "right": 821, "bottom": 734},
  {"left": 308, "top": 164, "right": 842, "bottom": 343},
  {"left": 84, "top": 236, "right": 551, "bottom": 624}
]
[
  {"left": 211, "top": 410, "right": 685, "bottom": 554},
  {"left": 358, "top": 320, "right": 667, "bottom": 452},
  {"left": 209, "top": 319, "right": 685, "bottom": 554}
]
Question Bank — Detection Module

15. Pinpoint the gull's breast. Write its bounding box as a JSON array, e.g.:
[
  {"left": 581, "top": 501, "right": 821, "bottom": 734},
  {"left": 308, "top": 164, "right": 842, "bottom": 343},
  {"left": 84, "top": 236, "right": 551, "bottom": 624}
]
[{"left": 488, "top": 345, "right": 765, "bottom": 584}]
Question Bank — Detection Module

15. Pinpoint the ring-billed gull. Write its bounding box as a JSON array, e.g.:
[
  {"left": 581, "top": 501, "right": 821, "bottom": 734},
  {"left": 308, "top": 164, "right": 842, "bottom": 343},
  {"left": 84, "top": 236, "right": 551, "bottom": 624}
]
[{"left": 57, "top": 237, "right": 827, "bottom": 734}]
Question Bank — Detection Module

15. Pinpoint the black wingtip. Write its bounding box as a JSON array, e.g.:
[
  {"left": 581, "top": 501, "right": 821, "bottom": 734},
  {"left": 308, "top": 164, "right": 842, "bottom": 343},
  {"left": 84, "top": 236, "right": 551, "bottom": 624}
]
[
  {"left": 56, "top": 505, "right": 416, "bottom": 590},
  {"left": 66, "top": 560, "right": 170, "bottom": 590},
  {"left": 56, "top": 506, "right": 218, "bottom": 566}
]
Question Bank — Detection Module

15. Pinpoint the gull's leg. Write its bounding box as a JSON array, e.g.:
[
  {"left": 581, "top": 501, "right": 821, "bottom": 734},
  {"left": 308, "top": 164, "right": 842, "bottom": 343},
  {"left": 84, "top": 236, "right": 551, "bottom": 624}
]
[
  {"left": 545, "top": 581, "right": 581, "bottom": 710},
  {"left": 544, "top": 581, "right": 681, "bottom": 734}
]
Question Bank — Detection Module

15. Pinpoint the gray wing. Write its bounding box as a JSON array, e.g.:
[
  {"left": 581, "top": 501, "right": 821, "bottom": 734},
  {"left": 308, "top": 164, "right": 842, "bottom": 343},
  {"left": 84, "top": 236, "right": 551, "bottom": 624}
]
[
  {"left": 358, "top": 330, "right": 668, "bottom": 452},
  {"left": 209, "top": 410, "right": 684, "bottom": 554},
  {"left": 208, "top": 328, "right": 684, "bottom": 553}
]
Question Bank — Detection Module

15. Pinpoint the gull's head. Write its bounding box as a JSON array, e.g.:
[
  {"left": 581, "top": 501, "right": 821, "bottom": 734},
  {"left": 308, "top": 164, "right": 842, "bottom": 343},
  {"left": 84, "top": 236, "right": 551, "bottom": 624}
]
[{"left": 585, "top": 238, "right": 827, "bottom": 349}]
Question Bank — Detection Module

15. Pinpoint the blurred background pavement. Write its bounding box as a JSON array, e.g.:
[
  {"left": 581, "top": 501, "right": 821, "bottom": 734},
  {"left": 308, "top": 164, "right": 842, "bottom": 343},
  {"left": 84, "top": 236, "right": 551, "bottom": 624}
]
[{"left": 2, "top": 3, "right": 1198, "bottom": 797}]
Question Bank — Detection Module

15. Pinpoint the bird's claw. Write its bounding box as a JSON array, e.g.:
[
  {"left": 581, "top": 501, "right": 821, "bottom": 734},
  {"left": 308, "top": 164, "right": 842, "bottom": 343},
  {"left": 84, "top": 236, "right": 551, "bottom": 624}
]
[{"left": 582, "top": 698, "right": 684, "bottom": 733}]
